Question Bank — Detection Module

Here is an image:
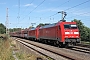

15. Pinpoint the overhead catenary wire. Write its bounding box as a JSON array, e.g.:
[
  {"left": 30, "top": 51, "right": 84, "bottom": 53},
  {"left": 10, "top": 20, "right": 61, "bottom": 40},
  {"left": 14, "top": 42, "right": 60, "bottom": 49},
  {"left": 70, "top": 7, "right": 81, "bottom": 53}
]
[
  {"left": 18, "top": 0, "right": 90, "bottom": 28},
  {"left": 34, "top": 0, "right": 72, "bottom": 25},
  {"left": 20, "top": 0, "right": 35, "bottom": 16},
  {"left": 67, "top": 11, "right": 90, "bottom": 19},
  {"left": 31, "top": 0, "right": 71, "bottom": 20},
  {"left": 68, "top": 5, "right": 90, "bottom": 14},
  {"left": 20, "top": 0, "right": 70, "bottom": 25},
  {"left": 66, "top": 5, "right": 90, "bottom": 19},
  {"left": 57, "top": 0, "right": 70, "bottom": 8},
  {"left": 33, "top": 0, "right": 71, "bottom": 24},
  {"left": 22, "top": 0, "right": 46, "bottom": 20},
  {"left": 48, "top": 0, "right": 90, "bottom": 18},
  {"left": 64, "top": 0, "right": 90, "bottom": 11},
  {"left": 41, "top": 0, "right": 90, "bottom": 25},
  {"left": 47, "top": 0, "right": 71, "bottom": 18}
]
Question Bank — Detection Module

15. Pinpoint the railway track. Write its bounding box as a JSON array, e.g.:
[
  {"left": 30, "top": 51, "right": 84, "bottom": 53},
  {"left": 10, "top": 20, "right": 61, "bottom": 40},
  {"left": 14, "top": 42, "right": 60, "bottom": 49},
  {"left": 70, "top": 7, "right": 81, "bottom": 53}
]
[
  {"left": 15, "top": 38, "right": 68, "bottom": 60},
  {"left": 77, "top": 43, "right": 90, "bottom": 48},
  {"left": 13, "top": 37, "right": 90, "bottom": 60},
  {"left": 66, "top": 45, "right": 90, "bottom": 54}
]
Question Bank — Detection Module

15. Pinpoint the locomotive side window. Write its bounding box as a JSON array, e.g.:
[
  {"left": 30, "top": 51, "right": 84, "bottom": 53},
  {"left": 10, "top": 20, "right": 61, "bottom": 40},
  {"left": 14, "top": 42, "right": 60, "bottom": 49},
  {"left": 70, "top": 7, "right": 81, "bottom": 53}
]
[
  {"left": 64, "top": 24, "right": 70, "bottom": 29},
  {"left": 58, "top": 25, "right": 60, "bottom": 30}
]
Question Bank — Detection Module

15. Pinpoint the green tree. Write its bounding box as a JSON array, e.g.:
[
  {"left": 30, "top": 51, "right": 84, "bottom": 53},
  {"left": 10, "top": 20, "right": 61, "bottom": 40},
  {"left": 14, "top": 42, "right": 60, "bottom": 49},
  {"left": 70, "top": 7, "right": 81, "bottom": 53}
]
[
  {"left": 84, "top": 26, "right": 90, "bottom": 41},
  {"left": 0, "top": 23, "right": 6, "bottom": 34},
  {"left": 72, "top": 19, "right": 90, "bottom": 41},
  {"left": 9, "top": 28, "right": 21, "bottom": 32},
  {"left": 36, "top": 23, "right": 50, "bottom": 27},
  {"left": 29, "top": 26, "right": 35, "bottom": 29}
]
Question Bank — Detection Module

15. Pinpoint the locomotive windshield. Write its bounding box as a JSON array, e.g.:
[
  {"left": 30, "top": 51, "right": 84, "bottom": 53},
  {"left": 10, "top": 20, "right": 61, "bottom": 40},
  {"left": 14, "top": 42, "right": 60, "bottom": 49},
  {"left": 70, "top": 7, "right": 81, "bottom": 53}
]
[{"left": 64, "top": 24, "right": 77, "bottom": 29}]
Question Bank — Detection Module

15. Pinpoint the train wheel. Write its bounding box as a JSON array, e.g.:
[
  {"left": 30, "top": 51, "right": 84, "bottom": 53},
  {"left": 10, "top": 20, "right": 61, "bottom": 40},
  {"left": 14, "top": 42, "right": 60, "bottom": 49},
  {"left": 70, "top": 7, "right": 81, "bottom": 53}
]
[
  {"left": 55, "top": 41, "right": 61, "bottom": 47},
  {"left": 64, "top": 43, "right": 69, "bottom": 48},
  {"left": 53, "top": 41, "right": 57, "bottom": 46},
  {"left": 44, "top": 40, "right": 47, "bottom": 44},
  {"left": 59, "top": 43, "right": 68, "bottom": 48},
  {"left": 73, "top": 42, "right": 76, "bottom": 46}
]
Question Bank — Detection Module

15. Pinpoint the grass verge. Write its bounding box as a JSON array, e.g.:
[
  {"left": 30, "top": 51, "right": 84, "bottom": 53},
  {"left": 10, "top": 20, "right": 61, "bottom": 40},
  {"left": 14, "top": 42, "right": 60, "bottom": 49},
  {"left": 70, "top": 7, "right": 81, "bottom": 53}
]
[
  {"left": 0, "top": 38, "right": 15, "bottom": 60},
  {"left": 81, "top": 41, "right": 90, "bottom": 45}
]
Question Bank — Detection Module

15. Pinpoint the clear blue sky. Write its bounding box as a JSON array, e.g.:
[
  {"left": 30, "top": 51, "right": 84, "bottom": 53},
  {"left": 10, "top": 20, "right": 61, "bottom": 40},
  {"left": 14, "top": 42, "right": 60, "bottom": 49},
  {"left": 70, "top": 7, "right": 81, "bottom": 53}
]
[{"left": 0, "top": 0, "right": 90, "bottom": 28}]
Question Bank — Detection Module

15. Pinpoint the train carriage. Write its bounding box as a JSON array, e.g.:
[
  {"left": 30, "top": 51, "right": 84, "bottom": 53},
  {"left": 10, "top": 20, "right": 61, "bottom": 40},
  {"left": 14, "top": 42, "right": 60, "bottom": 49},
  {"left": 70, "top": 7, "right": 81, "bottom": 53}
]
[
  {"left": 27, "top": 28, "right": 36, "bottom": 39},
  {"left": 20, "top": 30, "right": 24, "bottom": 38},
  {"left": 23, "top": 28, "right": 29, "bottom": 38},
  {"left": 27, "top": 27, "right": 40, "bottom": 40}
]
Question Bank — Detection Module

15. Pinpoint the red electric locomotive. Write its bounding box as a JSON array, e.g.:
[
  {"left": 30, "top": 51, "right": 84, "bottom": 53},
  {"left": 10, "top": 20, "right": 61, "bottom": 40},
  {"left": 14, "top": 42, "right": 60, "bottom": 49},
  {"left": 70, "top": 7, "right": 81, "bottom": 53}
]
[
  {"left": 20, "top": 30, "right": 24, "bottom": 38},
  {"left": 38, "top": 21, "right": 80, "bottom": 46},
  {"left": 27, "top": 27, "right": 40, "bottom": 40},
  {"left": 27, "top": 28, "right": 36, "bottom": 39}
]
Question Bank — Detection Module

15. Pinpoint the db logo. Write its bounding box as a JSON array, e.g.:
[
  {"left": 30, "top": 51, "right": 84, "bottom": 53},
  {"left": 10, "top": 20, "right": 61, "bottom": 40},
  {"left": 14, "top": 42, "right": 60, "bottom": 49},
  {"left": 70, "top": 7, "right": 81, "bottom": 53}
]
[{"left": 70, "top": 32, "right": 73, "bottom": 34}]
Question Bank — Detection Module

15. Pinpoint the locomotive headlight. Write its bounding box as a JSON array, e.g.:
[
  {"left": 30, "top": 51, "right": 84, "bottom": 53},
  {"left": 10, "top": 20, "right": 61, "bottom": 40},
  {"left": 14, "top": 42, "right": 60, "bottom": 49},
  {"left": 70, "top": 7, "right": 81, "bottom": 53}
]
[
  {"left": 65, "top": 32, "right": 70, "bottom": 34},
  {"left": 74, "top": 32, "right": 79, "bottom": 34}
]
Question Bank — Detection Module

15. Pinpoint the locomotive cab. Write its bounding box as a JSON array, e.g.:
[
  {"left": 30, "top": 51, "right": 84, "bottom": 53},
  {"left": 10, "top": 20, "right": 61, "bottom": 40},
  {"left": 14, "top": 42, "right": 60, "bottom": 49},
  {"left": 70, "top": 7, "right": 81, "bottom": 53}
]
[{"left": 62, "top": 22, "right": 80, "bottom": 45}]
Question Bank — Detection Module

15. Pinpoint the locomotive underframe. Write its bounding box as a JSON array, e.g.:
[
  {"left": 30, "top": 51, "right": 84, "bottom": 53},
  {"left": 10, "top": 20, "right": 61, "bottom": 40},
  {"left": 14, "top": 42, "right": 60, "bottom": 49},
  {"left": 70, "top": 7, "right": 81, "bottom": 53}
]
[{"left": 64, "top": 38, "right": 80, "bottom": 45}]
